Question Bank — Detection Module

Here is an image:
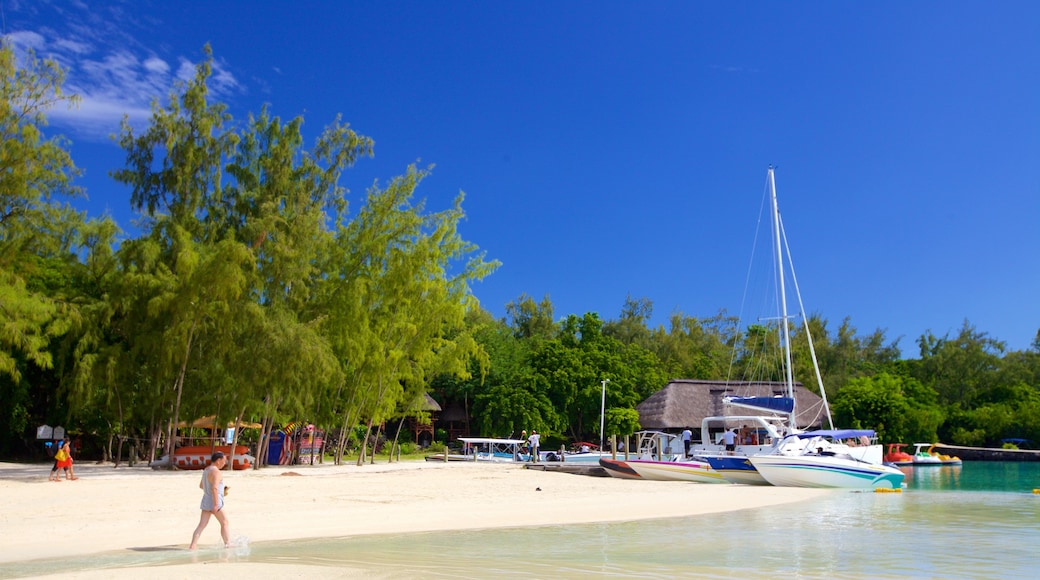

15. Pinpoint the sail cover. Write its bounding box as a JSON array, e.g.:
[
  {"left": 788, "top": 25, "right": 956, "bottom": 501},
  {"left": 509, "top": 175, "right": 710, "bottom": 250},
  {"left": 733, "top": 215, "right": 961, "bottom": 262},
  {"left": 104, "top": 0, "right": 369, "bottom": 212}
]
[
  {"left": 791, "top": 429, "right": 876, "bottom": 439},
  {"left": 723, "top": 396, "right": 795, "bottom": 414}
]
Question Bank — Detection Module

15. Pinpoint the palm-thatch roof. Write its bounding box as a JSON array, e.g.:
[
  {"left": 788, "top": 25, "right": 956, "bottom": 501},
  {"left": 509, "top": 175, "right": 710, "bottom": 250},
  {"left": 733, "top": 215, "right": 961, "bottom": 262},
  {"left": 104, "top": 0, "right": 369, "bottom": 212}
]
[
  {"left": 420, "top": 393, "right": 442, "bottom": 412},
  {"left": 636, "top": 379, "right": 827, "bottom": 431}
]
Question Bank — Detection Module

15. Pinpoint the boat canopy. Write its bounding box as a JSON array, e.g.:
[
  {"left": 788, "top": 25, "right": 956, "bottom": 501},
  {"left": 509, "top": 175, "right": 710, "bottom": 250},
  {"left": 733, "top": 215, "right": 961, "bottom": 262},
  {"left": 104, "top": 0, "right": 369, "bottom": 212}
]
[
  {"left": 790, "top": 429, "right": 875, "bottom": 439},
  {"left": 723, "top": 396, "right": 795, "bottom": 414}
]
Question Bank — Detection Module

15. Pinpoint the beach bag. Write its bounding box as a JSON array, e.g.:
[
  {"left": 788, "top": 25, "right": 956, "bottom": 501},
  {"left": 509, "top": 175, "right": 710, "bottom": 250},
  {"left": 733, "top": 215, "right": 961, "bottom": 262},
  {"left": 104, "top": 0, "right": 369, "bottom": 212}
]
[{"left": 55, "top": 447, "right": 69, "bottom": 462}]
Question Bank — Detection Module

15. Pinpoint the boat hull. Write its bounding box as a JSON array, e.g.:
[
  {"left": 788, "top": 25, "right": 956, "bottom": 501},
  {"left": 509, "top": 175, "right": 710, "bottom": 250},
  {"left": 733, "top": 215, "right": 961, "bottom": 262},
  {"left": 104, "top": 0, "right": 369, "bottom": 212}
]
[
  {"left": 599, "top": 458, "right": 726, "bottom": 483},
  {"left": 912, "top": 457, "right": 963, "bottom": 466},
  {"left": 697, "top": 454, "right": 771, "bottom": 485},
  {"left": 749, "top": 454, "right": 905, "bottom": 489}
]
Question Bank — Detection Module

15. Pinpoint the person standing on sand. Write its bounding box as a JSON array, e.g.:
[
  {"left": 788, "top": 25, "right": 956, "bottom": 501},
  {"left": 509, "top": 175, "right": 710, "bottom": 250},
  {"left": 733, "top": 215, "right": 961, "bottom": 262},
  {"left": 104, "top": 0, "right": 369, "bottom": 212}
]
[
  {"left": 48, "top": 439, "right": 62, "bottom": 481},
  {"left": 189, "top": 451, "right": 231, "bottom": 550}
]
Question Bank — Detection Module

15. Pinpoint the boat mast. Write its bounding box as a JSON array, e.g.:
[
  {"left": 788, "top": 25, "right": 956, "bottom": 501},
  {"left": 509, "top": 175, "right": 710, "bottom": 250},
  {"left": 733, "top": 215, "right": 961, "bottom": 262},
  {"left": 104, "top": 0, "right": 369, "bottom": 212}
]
[{"left": 768, "top": 167, "right": 796, "bottom": 426}]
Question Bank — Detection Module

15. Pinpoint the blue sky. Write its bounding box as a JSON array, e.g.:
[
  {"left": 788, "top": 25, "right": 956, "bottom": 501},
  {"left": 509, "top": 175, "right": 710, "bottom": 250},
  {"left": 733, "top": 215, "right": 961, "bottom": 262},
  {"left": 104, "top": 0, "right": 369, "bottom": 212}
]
[{"left": 5, "top": 1, "right": 1039, "bottom": 354}]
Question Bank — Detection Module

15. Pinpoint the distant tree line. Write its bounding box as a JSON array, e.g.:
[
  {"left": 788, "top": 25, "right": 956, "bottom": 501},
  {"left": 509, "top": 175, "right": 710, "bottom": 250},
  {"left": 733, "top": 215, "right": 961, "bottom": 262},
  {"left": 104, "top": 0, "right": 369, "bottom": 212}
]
[
  {"left": 435, "top": 293, "right": 1040, "bottom": 450},
  {"left": 3, "top": 45, "right": 1038, "bottom": 463}
]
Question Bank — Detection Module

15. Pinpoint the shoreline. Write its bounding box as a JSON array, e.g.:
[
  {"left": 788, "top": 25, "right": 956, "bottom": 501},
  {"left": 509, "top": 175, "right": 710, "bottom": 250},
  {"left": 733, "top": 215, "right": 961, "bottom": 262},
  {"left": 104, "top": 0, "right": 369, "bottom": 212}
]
[{"left": 0, "top": 459, "right": 828, "bottom": 576}]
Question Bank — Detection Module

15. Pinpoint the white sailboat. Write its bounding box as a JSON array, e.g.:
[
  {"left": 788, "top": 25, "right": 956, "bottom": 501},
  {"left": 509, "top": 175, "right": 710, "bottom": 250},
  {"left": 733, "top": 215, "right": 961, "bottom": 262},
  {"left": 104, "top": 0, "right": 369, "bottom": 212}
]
[{"left": 717, "top": 167, "right": 903, "bottom": 489}]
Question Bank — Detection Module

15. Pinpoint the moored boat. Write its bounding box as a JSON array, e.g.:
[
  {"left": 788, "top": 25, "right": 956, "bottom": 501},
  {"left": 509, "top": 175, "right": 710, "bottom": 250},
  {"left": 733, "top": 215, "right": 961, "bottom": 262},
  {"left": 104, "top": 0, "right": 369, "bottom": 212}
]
[
  {"left": 911, "top": 443, "right": 962, "bottom": 466},
  {"left": 884, "top": 443, "right": 915, "bottom": 466},
  {"left": 749, "top": 430, "right": 904, "bottom": 489},
  {"left": 599, "top": 456, "right": 726, "bottom": 483},
  {"left": 598, "top": 431, "right": 726, "bottom": 483},
  {"left": 736, "top": 168, "right": 903, "bottom": 490},
  {"left": 691, "top": 415, "right": 793, "bottom": 485}
]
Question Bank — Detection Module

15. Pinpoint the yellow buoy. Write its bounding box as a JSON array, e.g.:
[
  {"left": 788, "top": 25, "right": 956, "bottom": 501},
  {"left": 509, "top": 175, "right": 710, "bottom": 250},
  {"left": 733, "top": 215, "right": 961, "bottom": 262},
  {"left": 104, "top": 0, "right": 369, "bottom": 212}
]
[
  {"left": 875, "top": 487, "right": 902, "bottom": 493},
  {"left": 1032, "top": 488, "right": 1039, "bottom": 494}
]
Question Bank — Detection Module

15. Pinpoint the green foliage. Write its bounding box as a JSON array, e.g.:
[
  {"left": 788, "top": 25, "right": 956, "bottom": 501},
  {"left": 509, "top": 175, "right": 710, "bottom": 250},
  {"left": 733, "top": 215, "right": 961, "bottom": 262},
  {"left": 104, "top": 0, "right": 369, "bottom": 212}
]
[
  {"left": 505, "top": 293, "right": 556, "bottom": 340},
  {"left": 604, "top": 407, "right": 640, "bottom": 438},
  {"left": 382, "top": 441, "right": 417, "bottom": 456},
  {"left": 915, "top": 321, "right": 1005, "bottom": 408},
  {"left": 832, "top": 373, "right": 912, "bottom": 442},
  {"left": 0, "top": 45, "right": 83, "bottom": 383},
  {"left": 645, "top": 310, "right": 737, "bottom": 381},
  {"left": 4, "top": 40, "right": 1040, "bottom": 461}
]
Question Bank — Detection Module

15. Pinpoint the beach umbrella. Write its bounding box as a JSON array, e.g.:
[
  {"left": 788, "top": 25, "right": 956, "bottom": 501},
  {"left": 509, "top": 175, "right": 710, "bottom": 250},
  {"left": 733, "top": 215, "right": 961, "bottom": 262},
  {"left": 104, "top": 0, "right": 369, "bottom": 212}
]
[{"left": 176, "top": 415, "right": 263, "bottom": 430}]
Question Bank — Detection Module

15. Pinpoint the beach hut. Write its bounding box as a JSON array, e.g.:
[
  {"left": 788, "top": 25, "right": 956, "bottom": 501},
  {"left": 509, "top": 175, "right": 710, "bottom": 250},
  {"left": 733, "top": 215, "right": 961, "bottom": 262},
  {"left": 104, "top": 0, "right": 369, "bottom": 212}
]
[{"left": 407, "top": 394, "right": 442, "bottom": 447}]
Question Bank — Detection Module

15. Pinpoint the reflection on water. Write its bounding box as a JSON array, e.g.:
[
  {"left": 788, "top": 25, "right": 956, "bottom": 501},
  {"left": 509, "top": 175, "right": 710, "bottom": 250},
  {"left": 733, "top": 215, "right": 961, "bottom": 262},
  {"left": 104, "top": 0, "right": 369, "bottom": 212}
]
[
  {"left": 901, "top": 464, "right": 963, "bottom": 489},
  {"left": 4, "top": 462, "right": 1039, "bottom": 579},
  {"left": 902, "top": 460, "right": 1039, "bottom": 492}
]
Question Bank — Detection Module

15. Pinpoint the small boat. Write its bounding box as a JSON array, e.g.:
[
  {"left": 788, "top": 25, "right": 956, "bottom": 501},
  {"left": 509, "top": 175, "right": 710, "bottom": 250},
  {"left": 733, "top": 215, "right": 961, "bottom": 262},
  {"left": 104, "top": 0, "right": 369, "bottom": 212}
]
[
  {"left": 598, "top": 431, "right": 726, "bottom": 483},
  {"left": 884, "top": 443, "right": 915, "bottom": 466},
  {"left": 749, "top": 430, "right": 905, "bottom": 489},
  {"left": 152, "top": 444, "right": 255, "bottom": 470},
  {"left": 456, "top": 437, "right": 529, "bottom": 462},
  {"left": 911, "top": 443, "right": 962, "bottom": 466},
  {"left": 599, "top": 457, "right": 726, "bottom": 483},
  {"left": 424, "top": 453, "right": 473, "bottom": 462}
]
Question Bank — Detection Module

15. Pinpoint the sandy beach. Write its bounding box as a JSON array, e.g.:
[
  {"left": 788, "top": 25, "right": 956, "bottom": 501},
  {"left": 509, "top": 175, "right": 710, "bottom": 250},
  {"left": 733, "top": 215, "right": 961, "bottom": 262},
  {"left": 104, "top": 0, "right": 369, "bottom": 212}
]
[{"left": 0, "top": 459, "right": 828, "bottom": 577}]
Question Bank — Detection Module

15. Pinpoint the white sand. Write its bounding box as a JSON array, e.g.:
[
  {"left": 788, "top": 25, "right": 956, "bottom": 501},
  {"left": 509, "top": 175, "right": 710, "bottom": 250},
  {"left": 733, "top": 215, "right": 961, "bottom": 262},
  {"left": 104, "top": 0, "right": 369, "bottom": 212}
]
[{"left": 0, "top": 459, "right": 828, "bottom": 576}]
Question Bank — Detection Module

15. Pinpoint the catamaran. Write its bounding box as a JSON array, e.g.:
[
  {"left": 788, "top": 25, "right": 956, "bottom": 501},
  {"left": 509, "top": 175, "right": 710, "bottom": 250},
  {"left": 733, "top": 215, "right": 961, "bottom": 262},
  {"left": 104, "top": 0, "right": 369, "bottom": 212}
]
[{"left": 701, "top": 168, "right": 903, "bottom": 489}]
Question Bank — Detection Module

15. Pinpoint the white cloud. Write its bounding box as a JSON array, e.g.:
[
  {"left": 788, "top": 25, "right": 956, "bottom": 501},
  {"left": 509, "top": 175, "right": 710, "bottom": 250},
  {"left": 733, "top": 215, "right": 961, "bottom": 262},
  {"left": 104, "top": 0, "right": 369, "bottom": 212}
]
[
  {"left": 52, "top": 38, "right": 92, "bottom": 55},
  {"left": 46, "top": 95, "right": 152, "bottom": 138},
  {"left": 210, "top": 60, "right": 240, "bottom": 95},
  {"left": 176, "top": 58, "right": 195, "bottom": 83},
  {"left": 4, "top": 30, "right": 47, "bottom": 50},
  {"left": 143, "top": 56, "right": 170, "bottom": 75},
  {"left": 8, "top": 3, "right": 242, "bottom": 141}
]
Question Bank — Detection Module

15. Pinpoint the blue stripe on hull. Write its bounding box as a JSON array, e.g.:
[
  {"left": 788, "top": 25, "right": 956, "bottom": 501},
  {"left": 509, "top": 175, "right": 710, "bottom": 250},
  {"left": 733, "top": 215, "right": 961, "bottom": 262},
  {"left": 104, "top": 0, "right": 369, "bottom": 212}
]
[{"left": 760, "top": 462, "right": 903, "bottom": 488}]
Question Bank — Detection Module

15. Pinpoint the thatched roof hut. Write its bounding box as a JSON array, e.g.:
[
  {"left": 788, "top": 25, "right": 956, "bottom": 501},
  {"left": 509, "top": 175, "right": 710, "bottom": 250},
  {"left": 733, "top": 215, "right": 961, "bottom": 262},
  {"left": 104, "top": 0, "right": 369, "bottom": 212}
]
[
  {"left": 420, "top": 393, "right": 443, "bottom": 412},
  {"left": 636, "top": 379, "right": 827, "bottom": 431}
]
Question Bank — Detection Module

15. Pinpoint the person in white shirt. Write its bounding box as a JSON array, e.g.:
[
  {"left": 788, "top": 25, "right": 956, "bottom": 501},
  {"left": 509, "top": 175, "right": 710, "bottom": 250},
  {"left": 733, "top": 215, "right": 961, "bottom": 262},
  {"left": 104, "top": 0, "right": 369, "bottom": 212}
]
[
  {"left": 721, "top": 429, "right": 737, "bottom": 454},
  {"left": 527, "top": 431, "right": 541, "bottom": 462}
]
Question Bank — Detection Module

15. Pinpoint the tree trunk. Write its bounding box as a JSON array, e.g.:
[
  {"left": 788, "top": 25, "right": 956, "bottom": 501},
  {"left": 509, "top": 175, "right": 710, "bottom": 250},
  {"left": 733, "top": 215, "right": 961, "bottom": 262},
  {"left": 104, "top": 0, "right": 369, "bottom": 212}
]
[
  {"left": 390, "top": 418, "right": 406, "bottom": 463},
  {"left": 115, "top": 435, "right": 126, "bottom": 468},
  {"left": 165, "top": 318, "right": 198, "bottom": 468}
]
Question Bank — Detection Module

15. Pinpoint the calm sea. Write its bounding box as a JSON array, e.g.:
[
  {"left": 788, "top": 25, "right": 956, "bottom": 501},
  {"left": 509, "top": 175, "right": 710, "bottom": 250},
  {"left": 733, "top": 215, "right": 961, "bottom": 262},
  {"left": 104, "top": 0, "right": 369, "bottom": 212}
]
[{"left": 4, "top": 462, "right": 1039, "bottom": 579}]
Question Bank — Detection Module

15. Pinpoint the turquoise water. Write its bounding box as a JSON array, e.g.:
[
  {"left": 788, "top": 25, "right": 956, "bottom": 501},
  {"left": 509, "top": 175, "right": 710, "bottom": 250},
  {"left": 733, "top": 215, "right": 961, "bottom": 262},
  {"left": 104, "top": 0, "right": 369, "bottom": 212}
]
[{"left": 4, "top": 462, "right": 1039, "bottom": 578}]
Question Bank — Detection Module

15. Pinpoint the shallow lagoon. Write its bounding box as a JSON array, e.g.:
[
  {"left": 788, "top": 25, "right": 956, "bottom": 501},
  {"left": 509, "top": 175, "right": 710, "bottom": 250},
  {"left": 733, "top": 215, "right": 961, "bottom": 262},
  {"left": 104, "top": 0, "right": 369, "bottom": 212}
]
[{"left": 5, "top": 462, "right": 1038, "bottom": 579}]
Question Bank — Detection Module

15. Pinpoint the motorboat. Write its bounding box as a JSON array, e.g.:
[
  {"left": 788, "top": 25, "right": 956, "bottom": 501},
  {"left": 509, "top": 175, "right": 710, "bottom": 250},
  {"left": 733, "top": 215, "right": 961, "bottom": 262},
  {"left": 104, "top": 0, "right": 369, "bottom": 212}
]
[
  {"left": 598, "top": 430, "right": 726, "bottom": 483},
  {"left": 749, "top": 430, "right": 905, "bottom": 489},
  {"left": 599, "top": 456, "right": 726, "bottom": 483}
]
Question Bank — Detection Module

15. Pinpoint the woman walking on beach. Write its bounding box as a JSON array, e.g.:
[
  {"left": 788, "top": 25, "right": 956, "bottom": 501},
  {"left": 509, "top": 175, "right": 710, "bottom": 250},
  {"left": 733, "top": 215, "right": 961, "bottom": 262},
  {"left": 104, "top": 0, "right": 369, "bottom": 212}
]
[
  {"left": 51, "top": 438, "right": 77, "bottom": 480},
  {"left": 189, "top": 451, "right": 231, "bottom": 550}
]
